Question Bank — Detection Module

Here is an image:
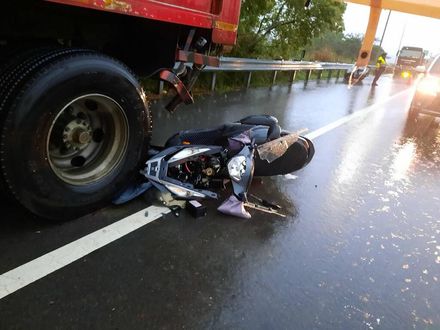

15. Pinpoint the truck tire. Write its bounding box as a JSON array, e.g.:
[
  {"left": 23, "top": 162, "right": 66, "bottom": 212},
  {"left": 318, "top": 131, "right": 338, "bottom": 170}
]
[
  {"left": 0, "top": 50, "right": 151, "bottom": 220},
  {"left": 0, "top": 48, "right": 93, "bottom": 201}
]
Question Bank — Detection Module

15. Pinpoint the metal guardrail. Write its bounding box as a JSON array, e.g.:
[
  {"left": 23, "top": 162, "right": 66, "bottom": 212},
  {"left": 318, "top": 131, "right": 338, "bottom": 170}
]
[
  {"left": 205, "top": 57, "right": 353, "bottom": 72},
  {"left": 202, "top": 57, "right": 353, "bottom": 92},
  {"left": 157, "top": 57, "right": 354, "bottom": 93}
]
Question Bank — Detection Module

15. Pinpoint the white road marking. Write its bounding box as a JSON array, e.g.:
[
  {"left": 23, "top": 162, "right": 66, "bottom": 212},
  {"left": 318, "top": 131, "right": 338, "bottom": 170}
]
[
  {"left": 305, "top": 89, "right": 410, "bottom": 140},
  {"left": 0, "top": 88, "right": 410, "bottom": 300},
  {"left": 0, "top": 205, "right": 170, "bottom": 299}
]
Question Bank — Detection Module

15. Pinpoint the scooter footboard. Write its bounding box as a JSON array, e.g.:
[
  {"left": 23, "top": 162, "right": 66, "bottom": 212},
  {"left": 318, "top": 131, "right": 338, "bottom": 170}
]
[{"left": 254, "top": 137, "right": 315, "bottom": 176}]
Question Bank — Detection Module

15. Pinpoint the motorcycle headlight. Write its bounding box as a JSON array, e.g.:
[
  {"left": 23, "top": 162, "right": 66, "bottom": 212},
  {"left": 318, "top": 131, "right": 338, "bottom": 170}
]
[
  {"left": 416, "top": 76, "right": 440, "bottom": 96},
  {"left": 228, "top": 155, "right": 246, "bottom": 182}
]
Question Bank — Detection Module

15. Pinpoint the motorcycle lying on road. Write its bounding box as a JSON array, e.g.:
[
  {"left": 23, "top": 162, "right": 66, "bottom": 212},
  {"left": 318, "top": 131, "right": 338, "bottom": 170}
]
[{"left": 139, "top": 115, "right": 315, "bottom": 218}]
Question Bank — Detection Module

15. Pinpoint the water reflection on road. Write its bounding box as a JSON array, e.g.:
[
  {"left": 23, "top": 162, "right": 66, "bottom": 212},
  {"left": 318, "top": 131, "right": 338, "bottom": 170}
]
[
  {"left": 3, "top": 77, "right": 439, "bottom": 329},
  {"left": 150, "top": 79, "right": 440, "bottom": 329},
  {"left": 245, "top": 104, "right": 440, "bottom": 329}
]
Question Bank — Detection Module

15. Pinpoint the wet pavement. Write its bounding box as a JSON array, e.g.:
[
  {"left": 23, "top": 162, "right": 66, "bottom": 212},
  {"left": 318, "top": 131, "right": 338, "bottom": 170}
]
[{"left": 1, "top": 76, "right": 440, "bottom": 329}]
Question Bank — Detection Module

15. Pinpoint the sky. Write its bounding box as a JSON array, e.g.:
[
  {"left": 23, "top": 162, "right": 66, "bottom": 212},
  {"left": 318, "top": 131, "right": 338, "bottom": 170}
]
[{"left": 343, "top": 3, "right": 440, "bottom": 61}]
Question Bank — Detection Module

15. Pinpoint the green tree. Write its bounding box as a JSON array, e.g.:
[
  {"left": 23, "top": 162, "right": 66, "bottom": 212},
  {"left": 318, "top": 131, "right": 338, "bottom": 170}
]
[
  {"left": 306, "top": 31, "right": 385, "bottom": 63},
  {"left": 232, "top": 0, "right": 346, "bottom": 59}
]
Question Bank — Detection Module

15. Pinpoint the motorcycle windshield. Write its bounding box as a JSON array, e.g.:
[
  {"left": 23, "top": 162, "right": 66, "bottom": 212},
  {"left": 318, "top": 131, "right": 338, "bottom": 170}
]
[{"left": 257, "top": 132, "right": 300, "bottom": 163}]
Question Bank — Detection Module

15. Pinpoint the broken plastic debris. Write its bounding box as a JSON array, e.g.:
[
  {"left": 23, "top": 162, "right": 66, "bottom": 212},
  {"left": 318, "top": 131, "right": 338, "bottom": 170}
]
[
  {"left": 257, "top": 131, "right": 303, "bottom": 163},
  {"left": 218, "top": 195, "right": 251, "bottom": 219}
]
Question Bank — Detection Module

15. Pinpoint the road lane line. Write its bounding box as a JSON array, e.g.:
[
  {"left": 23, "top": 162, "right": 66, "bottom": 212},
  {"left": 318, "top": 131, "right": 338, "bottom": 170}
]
[
  {"left": 0, "top": 88, "right": 410, "bottom": 300},
  {"left": 0, "top": 205, "right": 170, "bottom": 300},
  {"left": 305, "top": 89, "right": 410, "bottom": 140}
]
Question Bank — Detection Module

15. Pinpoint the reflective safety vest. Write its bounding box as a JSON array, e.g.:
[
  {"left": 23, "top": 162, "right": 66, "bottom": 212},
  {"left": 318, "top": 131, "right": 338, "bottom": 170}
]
[{"left": 376, "top": 55, "right": 386, "bottom": 68}]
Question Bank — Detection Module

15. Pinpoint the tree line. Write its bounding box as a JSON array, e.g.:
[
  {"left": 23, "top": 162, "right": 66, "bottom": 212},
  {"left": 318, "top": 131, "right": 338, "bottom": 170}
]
[{"left": 231, "top": 0, "right": 383, "bottom": 63}]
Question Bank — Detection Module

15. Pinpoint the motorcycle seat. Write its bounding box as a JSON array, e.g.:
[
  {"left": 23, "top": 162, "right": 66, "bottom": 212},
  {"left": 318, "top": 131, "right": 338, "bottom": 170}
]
[{"left": 165, "top": 115, "right": 281, "bottom": 147}]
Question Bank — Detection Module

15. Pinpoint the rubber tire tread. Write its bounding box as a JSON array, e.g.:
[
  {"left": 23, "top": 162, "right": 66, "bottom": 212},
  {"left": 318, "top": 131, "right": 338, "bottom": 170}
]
[{"left": 0, "top": 48, "right": 94, "bottom": 119}]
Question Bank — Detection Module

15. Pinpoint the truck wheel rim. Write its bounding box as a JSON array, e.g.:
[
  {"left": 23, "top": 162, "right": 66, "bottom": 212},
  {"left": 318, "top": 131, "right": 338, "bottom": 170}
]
[{"left": 47, "top": 94, "right": 129, "bottom": 186}]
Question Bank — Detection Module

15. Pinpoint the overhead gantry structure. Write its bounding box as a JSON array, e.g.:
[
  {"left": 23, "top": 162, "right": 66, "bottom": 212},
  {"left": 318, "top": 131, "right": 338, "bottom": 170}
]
[{"left": 339, "top": 0, "right": 440, "bottom": 67}]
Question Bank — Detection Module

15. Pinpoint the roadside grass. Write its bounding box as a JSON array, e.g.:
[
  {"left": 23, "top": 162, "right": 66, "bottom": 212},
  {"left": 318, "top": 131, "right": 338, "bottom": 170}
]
[{"left": 142, "top": 69, "right": 333, "bottom": 99}]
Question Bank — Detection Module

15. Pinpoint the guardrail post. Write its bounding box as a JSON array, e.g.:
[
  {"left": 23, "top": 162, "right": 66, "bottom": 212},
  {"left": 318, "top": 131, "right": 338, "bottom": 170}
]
[
  {"left": 289, "top": 71, "right": 296, "bottom": 85},
  {"left": 157, "top": 80, "right": 164, "bottom": 95},
  {"left": 271, "top": 71, "right": 278, "bottom": 87},
  {"left": 211, "top": 72, "right": 217, "bottom": 92},
  {"left": 316, "top": 70, "right": 322, "bottom": 83},
  {"left": 304, "top": 70, "right": 311, "bottom": 87},
  {"left": 327, "top": 70, "right": 332, "bottom": 83},
  {"left": 335, "top": 70, "right": 340, "bottom": 81},
  {"left": 246, "top": 72, "right": 252, "bottom": 89}
]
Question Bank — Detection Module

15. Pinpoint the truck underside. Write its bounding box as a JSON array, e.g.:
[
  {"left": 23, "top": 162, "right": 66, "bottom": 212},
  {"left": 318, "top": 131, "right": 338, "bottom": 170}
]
[
  {"left": 0, "top": 1, "right": 220, "bottom": 220},
  {"left": 0, "top": 1, "right": 217, "bottom": 76}
]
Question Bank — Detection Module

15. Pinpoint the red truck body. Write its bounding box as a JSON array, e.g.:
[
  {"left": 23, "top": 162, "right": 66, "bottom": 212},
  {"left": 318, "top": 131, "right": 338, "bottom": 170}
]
[
  {"left": 46, "top": 0, "right": 241, "bottom": 45},
  {"left": 0, "top": 0, "right": 243, "bottom": 220}
]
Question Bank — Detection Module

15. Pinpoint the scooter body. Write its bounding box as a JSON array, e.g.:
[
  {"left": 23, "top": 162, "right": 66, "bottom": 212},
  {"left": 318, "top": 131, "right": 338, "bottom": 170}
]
[{"left": 142, "top": 115, "right": 315, "bottom": 218}]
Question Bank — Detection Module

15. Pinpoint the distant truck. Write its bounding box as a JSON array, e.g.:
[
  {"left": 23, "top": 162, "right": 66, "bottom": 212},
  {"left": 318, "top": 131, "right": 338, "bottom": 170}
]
[
  {"left": 393, "top": 46, "right": 425, "bottom": 80},
  {"left": 0, "top": 0, "right": 241, "bottom": 220}
]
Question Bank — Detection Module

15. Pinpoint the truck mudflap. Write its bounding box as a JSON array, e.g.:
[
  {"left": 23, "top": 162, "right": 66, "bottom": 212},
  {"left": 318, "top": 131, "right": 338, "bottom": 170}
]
[
  {"left": 159, "top": 29, "right": 221, "bottom": 113},
  {"left": 159, "top": 69, "right": 194, "bottom": 106}
]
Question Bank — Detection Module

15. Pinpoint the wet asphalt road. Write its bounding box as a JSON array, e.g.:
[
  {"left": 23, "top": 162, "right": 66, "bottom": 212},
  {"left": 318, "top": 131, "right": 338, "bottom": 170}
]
[{"left": 1, "top": 76, "right": 440, "bottom": 329}]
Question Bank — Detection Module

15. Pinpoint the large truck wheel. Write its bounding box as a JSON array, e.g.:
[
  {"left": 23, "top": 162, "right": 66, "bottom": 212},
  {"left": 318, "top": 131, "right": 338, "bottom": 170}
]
[
  {"left": 0, "top": 50, "right": 151, "bottom": 220},
  {"left": 0, "top": 48, "right": 92, "bottom": 200}
]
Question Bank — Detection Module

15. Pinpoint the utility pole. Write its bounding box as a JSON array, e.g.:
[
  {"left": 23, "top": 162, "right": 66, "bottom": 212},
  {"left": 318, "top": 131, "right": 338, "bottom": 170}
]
[
  {"left": 379, "top": 10, "right": 391, "bottom": 48},
  {"left": 395, "top": 18, "right": 408, "bottom": 64}
]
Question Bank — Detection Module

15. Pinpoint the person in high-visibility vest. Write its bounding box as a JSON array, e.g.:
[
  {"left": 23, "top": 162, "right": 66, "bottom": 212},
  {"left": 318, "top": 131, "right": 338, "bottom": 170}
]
[{"left": 372, "top": 52, "right": 387, "bottom": 86}]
